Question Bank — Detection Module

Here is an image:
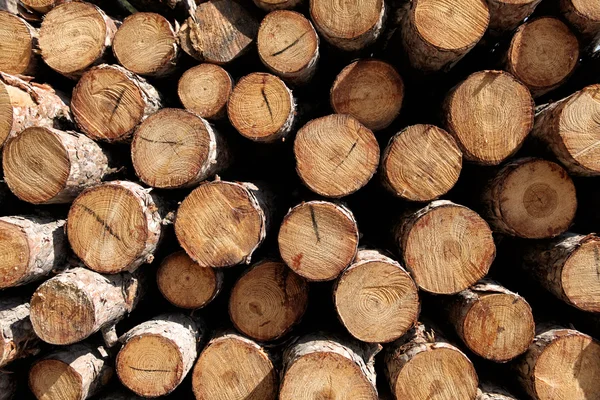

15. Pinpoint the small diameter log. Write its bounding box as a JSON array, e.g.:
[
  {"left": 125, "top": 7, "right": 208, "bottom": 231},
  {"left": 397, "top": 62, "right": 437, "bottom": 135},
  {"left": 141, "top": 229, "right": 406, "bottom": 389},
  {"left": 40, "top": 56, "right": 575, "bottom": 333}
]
[
  {"left": 192, "top": 332, "right": 278, "bottom": 400},
  {"left": 515, "top": 327, "right": 600, "bottom": 400},
  {"left": 486, "top": 0, "right": 542, "bottom": 34},
  {"left": 39, "top": 2, "right": 118, "bottom": 79},
  {"left": 278, "top": 201, "right": 359, "bottom": 281},
  {"left": 175, "top": 180, "right": 269, "bottom": 268},
  {"left": 72, "top": 64, "right": 162, "bottom": 143},
  {"left": 257, "top": 11, "right": 319, "bottom": 85},
  {"left": 228, "top": 72, "right": 295, "bottom": 142},
  {"left": 561, "top": 0, "right": 600, "bottom": 39},
  {"left": 229, "top": 260, "right": 308, "bottom": 341},
  {"left": 67, "top": 180, "right": 163, "bottom": 274},
  {"left": 0, "top": 297, "right": 40, "bottom": 367},
  {"left": 444, "top": 70, "right": 534, "bottom": 165},
  {"left": 401, "top": 0, "right": 489, "bottom": 72},
  {"left": 254, "top": 0, "right": 301, "bottom": 11},
  {"left": 482, "top": 158, "right": 577, "bottom": 239},
  {"left": 294, "top": 114, "right": 380, "bottom": 198},
  {"left": 309, "top": 0, "right": 384, "bottom": 51},
  {"left": 381, "top": 124, "right": 462, "bottom": 202},
  {"left": 178, "top": 64, "right": 233, "bottom": 120},
  {"left": 0, "top": 371, "right": 15, "bottom": 400},
  {"left": 113, "top": 12, "right": 179, "bottom": 77},
  {"left": 396, "top": 200, "right": 496, "bottom": 294},
  {"left": 19, "top": 0, "right": 62, "bottom": 14},
  {"left": 116, "top": 314, "right": 202, "bottom": 397},
  {"left": 157, "top": 251, "right": 223, "bottom": 310},
  {"left": 385, "top": 322, "right": 479, "bottom": 400},
  {"left": 131, "top": 108, "right": 226, "bottom": 189},
  {"left": 0, "top": 215, "right": 66, "bottom": 289},
  {"left": 30, "top": 267, "right": 143, "bottom": 345},
  {"left": 506, "top": 17, "right": 579, "bottom": 97},
  {"left": 330, "top": 60, "right": 404, "bottom": 131},
  {"left": 334, "top": 249, "right": 420, "bottom": 343},
  {"left": 0, "top": 11, "right": 37, "bottom": 75},
  {"left": 3, "top": 127, "right": 110, "bottom": 204}
]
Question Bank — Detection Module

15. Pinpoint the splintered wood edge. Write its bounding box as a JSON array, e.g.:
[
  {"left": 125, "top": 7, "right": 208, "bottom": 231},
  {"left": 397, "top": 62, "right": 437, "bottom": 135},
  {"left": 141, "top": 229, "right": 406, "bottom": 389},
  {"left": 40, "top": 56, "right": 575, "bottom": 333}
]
[
  {"left": 0, "top": 220, "right": 30, "bottom": 288},
  {"left": 178, "top": 64, "right": 233, "bottom": 120},
  {"left": 0, "top": 11, "right": 35, "bottom": 75},
  {"left": 29, "top": 359, "right": 84, "bottom": 400}
]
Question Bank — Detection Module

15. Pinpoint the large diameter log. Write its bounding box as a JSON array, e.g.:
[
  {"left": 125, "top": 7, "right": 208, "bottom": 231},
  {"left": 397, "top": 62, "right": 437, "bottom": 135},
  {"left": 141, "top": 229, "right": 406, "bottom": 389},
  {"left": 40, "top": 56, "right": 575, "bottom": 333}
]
[
  {"left": 0, "top": 216, "right": 66, "bottom": 289},
  {"left": 72, "top": 64, "right": 162, "bottom": 143},
  {"left": 396, "top": 200, "right": 495, "bottom": 294},
  {"left": 444, "top": 70, "right": 534, "bottom": 165},
  {"left": 334, "top": 250, "right": 419, "bottom": 343},
  {"left": 482, "top": 158, "right": 577, "bottom": 238},
  {"left": 0, "top": 11, "right": 37, "bottom": 75},
  {"left": 192, "top": 333, "right": 278, "bottom": 400},
  {"left": 278, "top": 201, "right": 359, "bottom": 281},
  {"left": 0, "top": 298, "right": 40, "bottom": 367},
  {"left": 486, "top": 0, "right": 542, "bottom": 33},
  {"left": 30, "top": 267, "right": 143, "bottom": 345},
  {"left": 0, "top": 371, "right": 15, "bottom": 400},
  {"left": 294, "top": 114, "right": 380, "bottom": 197},
  {"left": 561, "top": 0, "right": 600, "bottom": 39},
  {"left": 116, "top": 314, "right": 202, "bottom": 397},
  {"left": 229, "top": 260, "right": 308, "bottom": 341},
  {"left": 253, "top": 0, "right": 301, "bottom": 11},
  {"left": 178, "top": 64, "right": 233, "bottom": 120},
  {"left": 381, "top": 124, "right": 462, "bottom": 202}
]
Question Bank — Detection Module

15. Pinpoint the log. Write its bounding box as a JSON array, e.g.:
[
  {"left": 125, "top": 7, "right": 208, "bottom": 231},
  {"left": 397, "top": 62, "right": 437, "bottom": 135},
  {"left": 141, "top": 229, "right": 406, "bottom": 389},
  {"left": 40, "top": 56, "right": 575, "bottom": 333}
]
[
  {"left": 486, "top": 0, "right": 542, "bottom": 34},
  {"left": 385, "top": 322, "right": 479, "bottom": 400},
  {"left": 131, "top": 108, "right": 227, "bottom": 189},
  {"left": 67, "top": 180, "right": 163, "bottom": 273},
  {"left": 506, "top": 17, "right": 579, "bottom": 97},
  {"left": 309, "top": 0, "right": 384, "bottom": 51},
  {"left": 476, "top": 383, "right": 518, "bottom": 400},
  {"left": 257, "top": 10, "right": 319, "bottom": 85},
  {"left": 0, "top": 297, "right": 41, "bottom": 367},
  {"left": 192, "top": 332, "right": 278, "bottom": 400},
  {"left": 112, "top": 12, "right": 179, "bottom": 77},
  {"left": 30, "top": 267, "right": 143, "bottom": 345},
  {"left": 330, "top": 59, "right": 404, "bottom": 131},
  {"left": 2, "top": 127, "right": 111, "bottom": 204},
  {"left": 294, "top": 114, "right": 380, "bottom": 198},
  {"left": 19, "top": 0, "right": 62, "bottom": 14},
  {"left": 71, "top": 64, "right": 162, "bottom": 143},
  {"left": 280, "top": 334, "right": 380, "bottom": 399},
  {"left": 227, "top": 72, "right": 295, "bottom": 143},
  {"left": 253, "top": 0, "right": 301, "bottom": 11},
  {"left": 278, "top": 200, "right": 359, "bottom": 281},
  {"left": 396, "top": 200, "right": 495, "bottom": 294},
  {"left": 178, "top": 63, "right": 233, "bottom": 120},
  {"left": 381, "top": 124, "right": 462, "bottom": 202},
  {"left": 560, "top": 0, "right": 600, "bottom": 40},
  {"left": 0, "top": 10, "right": 37, "bottom": 75},
  {"left": 444, "top": 70, "right": 534, "bottom": 165},
  {"left": 0, "top": 215, "right": 66, "bottom": 289},
  {"left": 29, "top": 343, "right": 113, "bottom": 400},
  {"left": 481, "top": 158, "right": 577, "bottom": 238},
  {"left": 532, "top": 84, "right": 600, "bottom": 176},
  {"left": 157, "top": 251, "right": 223, "bottom": 310},
  {"left": 116, "top": 314, "right": 202, "bottom": 397},
  {"left": 229, "top": 260, "right": 308, "bottom": 341},
  {"left": 0, "top": 371, "right": 15, "bottom": 400},
  {"left": 334, "top": 249, "right": 420, "bottom": 343}
]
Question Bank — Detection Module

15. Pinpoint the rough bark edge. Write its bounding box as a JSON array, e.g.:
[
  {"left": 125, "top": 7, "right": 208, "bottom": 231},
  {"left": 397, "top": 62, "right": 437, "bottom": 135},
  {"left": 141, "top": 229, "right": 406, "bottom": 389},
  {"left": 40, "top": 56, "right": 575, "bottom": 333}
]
[
  {"left": 486, "top": 0, "right": 543, "bottom": 34},
  {"left": 0, "top": 297, "right": 41, "bottom": 367}
]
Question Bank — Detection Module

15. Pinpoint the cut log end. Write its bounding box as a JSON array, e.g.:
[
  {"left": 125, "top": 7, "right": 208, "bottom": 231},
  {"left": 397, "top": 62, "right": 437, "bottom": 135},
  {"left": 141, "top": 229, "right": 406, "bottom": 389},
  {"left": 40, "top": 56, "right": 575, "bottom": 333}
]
[
  {"left": 20, "top": 0, "right": 58, "bottom": 13},
  {"left": 561, "top": 0, "right": 600, "bottom": 38},
  {"left": 562, "top": 236, "right": 600, "bottom": 312},
  {"left": 0, "top": 220, "right": 30, "bottom": 288},
  {"left": 30, "top": 359, "right": 85, "bottom": 400},
  {"left": 0, "top": 11, "right": 35, "bottom": 75},
  {"left": 178, "top": 64, "right": 233, "bottom": 120},
  {"left": 0, "top": 81, "right": 12, "bottom": 149}
]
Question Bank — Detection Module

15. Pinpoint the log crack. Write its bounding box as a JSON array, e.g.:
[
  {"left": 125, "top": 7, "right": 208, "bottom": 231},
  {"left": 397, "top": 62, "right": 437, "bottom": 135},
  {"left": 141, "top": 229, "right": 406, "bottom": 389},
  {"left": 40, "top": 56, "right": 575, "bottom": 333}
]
[
  {"left": 74, "top": 204, "right": 123, "bottom": 242},
  {"left": 270, "top": 32, "right": 308, "bottom": 57}
]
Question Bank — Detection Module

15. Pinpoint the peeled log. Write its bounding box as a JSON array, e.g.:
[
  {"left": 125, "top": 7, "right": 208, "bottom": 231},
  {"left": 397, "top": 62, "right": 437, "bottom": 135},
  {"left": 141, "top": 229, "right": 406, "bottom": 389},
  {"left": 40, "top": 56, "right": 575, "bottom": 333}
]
[
  {"left": 253, "top": 0, "right": 301, "bottom": 11},
  {"left": 486, "top": 0, "right": 542, "bottom": 33},
  {"left": 0, "top": 371, "right": 15, "bottom": 400},
  {"left": 561, "top": 0, "right": 600, "bottom": 39},
  {"left": 0, "top": 11, "right": 38, "bottom": 75},
  {"left": 0, "top": 297, "right": 40, "bottom": 367},
  {"left": 178, "top": 64, "right": 233, "bottom": 120}
]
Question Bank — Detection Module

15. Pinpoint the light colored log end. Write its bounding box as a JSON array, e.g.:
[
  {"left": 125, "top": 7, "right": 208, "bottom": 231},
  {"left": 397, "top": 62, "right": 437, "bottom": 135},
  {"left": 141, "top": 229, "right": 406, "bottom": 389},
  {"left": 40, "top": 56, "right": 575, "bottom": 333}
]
[
  {"left": 178, "top": 64, "right": 233, "bottom": 120},
  {"left": 0, "top": 11, "right": 35, "bottom": 75},
  {"left": 0, "top": 220, "right": 31, "bottom": 288}
]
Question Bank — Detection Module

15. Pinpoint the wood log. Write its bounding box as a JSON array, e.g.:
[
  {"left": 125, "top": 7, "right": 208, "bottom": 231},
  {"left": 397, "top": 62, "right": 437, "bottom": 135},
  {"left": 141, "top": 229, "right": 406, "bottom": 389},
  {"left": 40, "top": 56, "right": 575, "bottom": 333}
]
[
  {"left": 229, "top": 260, "right": 308, "bottom": 341},
  {"left": 486, "top": 0, "right": 542, "bottom": 34},
  {"left": 400, "top": 0, "right": 489, "bottom": 72},
  {"left": 444, "top": 70, "right": 534, "bottom": 165},
  {"left": 29, "top": 343, "right": 113, "bottom": 400},
  {"left": 157, "top": 251, "right": 223, "bottom": 310},
  {"left": 131, "top": 108, "right": 226, "bottom": 189},
  {"left": 280, "top": 334, "right": 380, "bottom": 399},
  {"left": 381, "top": 124, "right": 462, "bottom": 202},
  {"left": 476, "top": 383, "right": 518, "bottom": 400},
  {"left": 532, "top": 84, "right": 600, "bottom": 176},
  {"left": 67, "top": 180, "right": 163, "bottom": 273},
  {"left": 116, "top": 314, "right": 202, "bottom": 397},
  {"left": 561, "top": 0, "right": 600, "bottom": 40},
  {"left": 334, "top": 249, "right": 420, "bottom": 343},
  {"left": 253, "top": 0, "right": 301, "bottom": 11},
  {"left": 396, "top": 200, "right": 495, "bottom": 294},
  {"left": 19, "top": 0, "right": 62, "bottom": 14},
  {"left": 30, "top": 267, "right": 143, "bottom": 345},
  {"left": 330, "top": 59, "right": 404, "bottom": 131},
  {"left": 71, "top": 64, "right": 162, "bottom": 143},
  {"left": 482, "top": 158, "right": 577, "bottom": 238},
  {"left": 2, "top": 127, "right": 111, "bottom": 204},
  {"left": 0, "top": 215, "right": 66, "bottom": 289},
  {"left": 506, "top": 17, "right": 579, "bottom": 97},
  {"left": 257, "top": 10, "right": 319, "bottom": 85},
  {"left": 278, "top": 200, "right": 359, "bottom": 281},
  {"left": 113, "top": 12, "right": 179, "bottom": 77},
  {"left": 515, "top": 327, "right": 600, "bottom": 400},
  {"left": 385, "top": 322, "right": 479, "bottom": 400},
  {"left": 175, "top": 180, "right": 269, "bottom": 268},
  {"left": 309, "top": 0, "right": 384, "bottom": 51},
  {"left": 0, "top": 297, "right": 41, "bottom": 367},
  {"left": 178, "top": 63, "right": 233, "bottom": 120},
  {"left": 228, "top": 72, "right": 295, "bottom": 142},
  {"left": 0, "top": 371, "right": 16, "bottom": 400},
  {"left": 192, "top": 332, "right": 278, "bottom": 400},
  {"left": 294, "top": 114, "right": 380, "bottom": 198},
  {"left": 0, "top": 11, "right": 38, "bottom": 75}
]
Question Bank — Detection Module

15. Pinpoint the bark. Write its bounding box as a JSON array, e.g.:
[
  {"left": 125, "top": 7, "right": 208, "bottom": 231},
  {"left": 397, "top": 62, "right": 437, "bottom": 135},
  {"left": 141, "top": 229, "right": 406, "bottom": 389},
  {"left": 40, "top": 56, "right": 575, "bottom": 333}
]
[
  {"left": 0, "top": 297, "right": 41, "bottom": 367},
  {"left": 477, "top": 382, "right": 518, "bottom": 400},
  {"left": 0, "top": 10, "right": 38, "bottom": 75},
  {"left": 561, "top": 0, "right": 600, "bottom": 40},
  {"left": 486, "top": 0, "right": 542, "bottom": 34},
  {"left": 0, "top": 0, "right": 18, "bottom": 12}
]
